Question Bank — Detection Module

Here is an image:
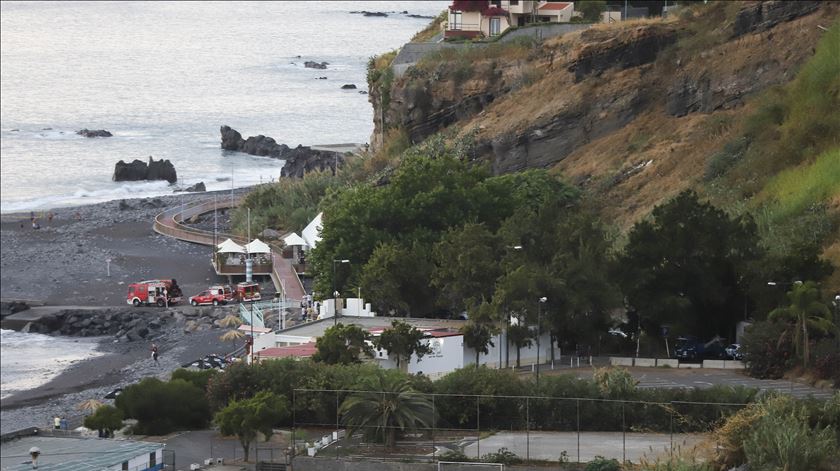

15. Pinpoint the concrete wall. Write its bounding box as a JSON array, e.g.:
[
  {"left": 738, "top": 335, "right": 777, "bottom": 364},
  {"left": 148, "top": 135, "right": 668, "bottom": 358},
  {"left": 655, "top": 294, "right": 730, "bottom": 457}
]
[
  {"left": 407, "top": 335, "right": 465, "bottom": 377},
  {"left": 656, "top": 359, "right": 678, "bottom": 367},
  {"left": 610, "top": 357, "right": 633, "bottom": 366}
]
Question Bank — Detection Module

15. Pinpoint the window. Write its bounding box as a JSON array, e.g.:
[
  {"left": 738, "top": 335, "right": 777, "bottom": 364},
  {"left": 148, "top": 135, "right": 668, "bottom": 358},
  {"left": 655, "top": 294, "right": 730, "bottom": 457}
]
[
  {"left": 510, "top": 0, "right": 519, "bottom": 4},
  {"left": 451, "top": 11, "right": 462, "bottom": 29},
  {"left": 490, "top": 17, "right": 501, "bottom": 35},
  {"left": 149, "top": 452, "right": 156, "bottom": 467},
  {"left": 491, "top": 0, "right": 501, "bottom": 6},
  {"left": 122, "top": 462, "right": 128, "bottom": 471}
]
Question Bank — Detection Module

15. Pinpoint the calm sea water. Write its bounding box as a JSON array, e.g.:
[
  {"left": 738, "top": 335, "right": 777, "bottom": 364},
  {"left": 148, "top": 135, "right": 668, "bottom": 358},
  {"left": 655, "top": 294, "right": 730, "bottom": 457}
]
[{"left": 0, "top": 1, "right": 442, "bottom": 212}]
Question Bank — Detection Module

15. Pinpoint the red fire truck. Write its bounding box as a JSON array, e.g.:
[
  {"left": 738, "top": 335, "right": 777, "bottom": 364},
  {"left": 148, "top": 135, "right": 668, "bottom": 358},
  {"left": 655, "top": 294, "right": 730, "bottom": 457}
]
[
  {"left": 236, "top": 281, "right": 261, "bottom": 302},
  {"left": 126, "top": 279, "right": 183, "bottom": 307}
]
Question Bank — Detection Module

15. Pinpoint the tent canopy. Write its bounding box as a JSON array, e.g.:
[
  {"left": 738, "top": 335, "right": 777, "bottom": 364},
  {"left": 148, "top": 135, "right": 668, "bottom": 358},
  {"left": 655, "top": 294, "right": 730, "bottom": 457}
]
[
  {"left": 283, "top": 233, "right": 307, "bottom": 247},
  {"left": 217, "top": 238, "right": 245, "bottom": 253},
  {"left": 302, "top": 212, "right": 323, "bottom": 249},
  {"left": 245, "top": 238, "right": 271, "bottom": 254}
]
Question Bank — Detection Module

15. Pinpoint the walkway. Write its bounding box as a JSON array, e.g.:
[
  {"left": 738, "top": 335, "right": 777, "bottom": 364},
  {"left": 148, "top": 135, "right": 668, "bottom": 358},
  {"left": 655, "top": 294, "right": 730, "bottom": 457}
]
[{"left": 152, "top": 198, "right": 306, "bottom": 300}]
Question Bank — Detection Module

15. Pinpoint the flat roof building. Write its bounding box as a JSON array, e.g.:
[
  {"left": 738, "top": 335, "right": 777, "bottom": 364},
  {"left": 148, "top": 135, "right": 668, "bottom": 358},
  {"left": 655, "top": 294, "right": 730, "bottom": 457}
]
[{"left": 0, "top": 434, "right": 164, "bottom": 471}]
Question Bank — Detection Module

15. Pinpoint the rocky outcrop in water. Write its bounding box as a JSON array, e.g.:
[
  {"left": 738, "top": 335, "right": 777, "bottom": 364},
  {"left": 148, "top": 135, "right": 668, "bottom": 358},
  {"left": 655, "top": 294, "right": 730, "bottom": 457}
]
[
  {"left": 304, "top": 61, "right": 329, "bottom": 69},
  {"left": 77, "top": 129, "right": 113, "bottom": 138},
  {"left": 175, "top": 182, "right": 206, "bottom": 193},
  {"left": 220, "top": 125, "right": 345, "bottom": 178},
  {"left": 341, "top": 84, "right": 357, "bottom": 89},
  {"left": 113, "top": 156, "right": 177, "bottom": 183}
]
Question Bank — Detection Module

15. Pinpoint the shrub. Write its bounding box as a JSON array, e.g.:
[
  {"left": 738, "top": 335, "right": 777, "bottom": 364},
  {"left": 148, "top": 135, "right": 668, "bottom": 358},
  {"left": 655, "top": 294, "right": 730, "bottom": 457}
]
[
  {"left": 585, "top": 456, "right": 621, "bottom": 471},
  {"left": 171, "top": 368, "right": 217, "bottom": 391},
  {"left": 481, "top": 447, "right": 522, "bottom": 465},
  {"left": 83, "top": 405, "right": 124, "bottom": 436},
  {"left": 704, "top": 136, "right": 749, "bottom": 181},
  {"left": 438, "top": 450, "right": 473, "bottom": 462},
  {"left": 741, "top": 320, "right": 796, "bottom": 379},
  {"left": 594, "top": 367, "right": 638, "bottom": 398},
  {"left": 813, "top": 338, "right": 840, "bottom": 386},
  {"left": 743, "top": 399, "right": 837, "bottom": 471},
  {"left": 116, "top": 378, "right": 210, "bottom": 435}
]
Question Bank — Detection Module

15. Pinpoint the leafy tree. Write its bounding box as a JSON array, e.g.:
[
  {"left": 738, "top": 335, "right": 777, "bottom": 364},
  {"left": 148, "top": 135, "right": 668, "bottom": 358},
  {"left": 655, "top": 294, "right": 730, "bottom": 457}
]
[
  {"left": 432, "top": 222, "right": 502, "bottom": 311},
  {"left": 768, "top": 281, "right": 836, "bottom": 368},
  {"left": 375, "top": 320, "right": 432, "bottom": 371},
  {"left": 740, "top": 320, "right": 796, "bottom": 379},
  {"left": 171, "top": 368, "right": 218, "bottom": 391},
  {"left": 617, "top": 191, "right": 762, "bottom": 339},
  {"left": 116, "top": 378, "right": 210, "bottom": 435},
  {"left": 359, "top": 241, "right": 436, "bottom": 316},
  {"left": 312, "top": 323, "right": 374, "bottom": 365},
  {"left": 83, "top": 405, "right": 123, "bottom": 437},
  {"left": 215, "top": 391, "right": 289, "bottom": 462},
  {"left": 339, "top": 370, "right": 434, "bottom": 448},
  {"left": 461, "top": 319, "right": 497, "bottom": 368},
  {"left": 576, "top": 0, "right": 607, "bottom": 22},
  {"left": 506, "top": 322, "right": 533, "bottom": 368}
]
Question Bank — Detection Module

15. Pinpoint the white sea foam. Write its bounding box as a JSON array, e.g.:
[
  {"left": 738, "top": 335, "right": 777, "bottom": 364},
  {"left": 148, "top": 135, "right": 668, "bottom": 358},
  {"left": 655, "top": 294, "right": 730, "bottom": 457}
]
[{"left": 0, "top": 329, "right": 104, "bottom": 399}]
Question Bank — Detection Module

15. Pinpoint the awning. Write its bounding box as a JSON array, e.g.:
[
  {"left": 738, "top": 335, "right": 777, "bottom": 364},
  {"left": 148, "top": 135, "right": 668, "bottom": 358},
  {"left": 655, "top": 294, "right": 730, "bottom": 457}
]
[
  {"left": 245, "top": 238, "right": 271, "bottom": 254},
  {"left": 283, "top": 233, "right": 307, "bottom": 247},
  {"left": 302, "top": 212, "right": 323, "bottom": 249},
  {"left": 217, "top": 238, "right": 245, "bottom": 253}
]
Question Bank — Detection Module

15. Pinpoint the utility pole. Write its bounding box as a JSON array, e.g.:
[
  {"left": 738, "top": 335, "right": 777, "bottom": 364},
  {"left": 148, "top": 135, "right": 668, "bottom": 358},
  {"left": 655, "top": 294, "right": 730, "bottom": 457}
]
[{"left": 536, "top": 297, "right": 547, "bottom": 384}]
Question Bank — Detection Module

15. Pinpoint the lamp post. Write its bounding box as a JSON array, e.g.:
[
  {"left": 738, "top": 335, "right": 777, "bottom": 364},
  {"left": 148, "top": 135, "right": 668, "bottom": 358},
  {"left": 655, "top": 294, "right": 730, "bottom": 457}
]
[
  {"left": 536, "top": 297, "right": 547, "bottom": 384},
  {"left": 502, "top": 245, "right": 523, "bottom": 368},
  {"left": 332, "top": 259, "right": 350, "bottom": 326}
]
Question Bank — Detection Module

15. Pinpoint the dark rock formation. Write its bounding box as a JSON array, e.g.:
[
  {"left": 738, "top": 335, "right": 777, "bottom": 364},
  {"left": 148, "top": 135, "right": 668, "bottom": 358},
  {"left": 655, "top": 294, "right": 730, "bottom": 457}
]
[
  {"left": 304, "top": 61, "right": 329, "bottom": 69},
  {"left": 113, "top": 156, "right": 177, "bottom": 183},
  {"left": 175, "top": 182, "right": 206, "bottom": 193},
  {"left": 341, "top": 84, "right": 357, "bottom": 89},
  {"left": 568, "top": 25, "right": 678, "bottom": 82},
  {"left": 220, "top": 125, "right": 345, "bottom": 178},
  {"left": 350, "top": 10, "right": 388, "bottom": 17},
  {"left": 0, "top": 301, "right": 29, "bottom": 320},
  {"left": 407, "top": 14, "right": 436, "bottom": 19},
  {"left": 316, "top": 76, "right": 328, "bottom": 80},
  {"left": 76, "top": 129, "right": 113, "bottom": 138},
  {"left": 732, "top": 1, "right": 820, "bottom": 38}
]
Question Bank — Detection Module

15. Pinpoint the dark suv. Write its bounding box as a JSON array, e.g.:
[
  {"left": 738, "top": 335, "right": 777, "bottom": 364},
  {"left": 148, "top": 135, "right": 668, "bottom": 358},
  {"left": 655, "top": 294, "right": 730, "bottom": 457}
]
[{"left": 675, "top": 336, "right": 727, "bottom": 361}]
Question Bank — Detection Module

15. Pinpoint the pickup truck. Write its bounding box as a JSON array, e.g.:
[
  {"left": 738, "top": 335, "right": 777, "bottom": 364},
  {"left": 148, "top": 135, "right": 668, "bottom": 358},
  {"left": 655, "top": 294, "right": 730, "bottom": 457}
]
[{"left": 674, "top": 336, "right": 727, "bottom": 361}]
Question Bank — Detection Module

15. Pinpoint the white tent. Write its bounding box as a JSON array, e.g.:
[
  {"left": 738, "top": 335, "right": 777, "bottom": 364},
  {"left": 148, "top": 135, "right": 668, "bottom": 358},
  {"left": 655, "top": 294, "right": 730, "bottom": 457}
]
[
  {"left": 245, "top": 238, "right": 271, "bottom": 254},
  {"left": 283, "top": 233, "right": 307, "bottom": 247},
  {"left": 217, "top": 238, "right": 245, "bottom": 253},
  {"left": 302, "top": 212, "right": 323, "bottom": 249}
]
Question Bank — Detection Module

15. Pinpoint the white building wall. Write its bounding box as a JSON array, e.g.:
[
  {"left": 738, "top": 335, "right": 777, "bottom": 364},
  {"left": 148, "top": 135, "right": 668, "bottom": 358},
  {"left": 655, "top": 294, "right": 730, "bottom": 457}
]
[
  {"left": 115, "top": 449, "right": 162, "bottom": 471},
  {"left": 407, "top": 336, "right": 465, "bottom": 379}
]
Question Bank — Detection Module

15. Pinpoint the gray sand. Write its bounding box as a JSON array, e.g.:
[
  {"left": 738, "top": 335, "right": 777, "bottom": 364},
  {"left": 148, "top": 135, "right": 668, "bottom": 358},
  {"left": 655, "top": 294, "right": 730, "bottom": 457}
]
[{"left": 0, "top": 190, "right": 260, "bottom": 434}]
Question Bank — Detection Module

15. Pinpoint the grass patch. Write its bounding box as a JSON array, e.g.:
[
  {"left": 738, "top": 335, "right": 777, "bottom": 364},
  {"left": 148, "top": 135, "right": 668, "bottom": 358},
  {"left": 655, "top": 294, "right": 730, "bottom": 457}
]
[
  {"left": 755, "top": 149, "right": 840, "bottom": 223},
  {"left": 410, "top": 10, "right": 447, "bottom": 43},
  {"left": 415, "top": 36, "right": 536, "bottom": 77}
]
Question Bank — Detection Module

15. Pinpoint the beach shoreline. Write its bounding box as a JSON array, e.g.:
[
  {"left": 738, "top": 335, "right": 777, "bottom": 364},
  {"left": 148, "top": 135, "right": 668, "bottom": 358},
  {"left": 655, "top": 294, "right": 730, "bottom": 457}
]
[{"left": 0, "top": 188, "right": 259, "bottom": 434}]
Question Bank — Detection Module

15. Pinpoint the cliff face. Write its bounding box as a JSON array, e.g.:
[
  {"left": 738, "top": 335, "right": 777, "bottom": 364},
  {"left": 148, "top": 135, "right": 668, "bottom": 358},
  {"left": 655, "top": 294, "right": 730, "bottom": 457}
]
[{"left": 369, "top": 1, "right": 836, "bottom": 223}]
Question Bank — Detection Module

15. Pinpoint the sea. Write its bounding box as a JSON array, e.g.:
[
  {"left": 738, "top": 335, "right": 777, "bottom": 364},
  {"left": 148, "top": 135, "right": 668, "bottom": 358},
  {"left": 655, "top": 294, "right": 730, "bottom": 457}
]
[
  {"left": 0, "top": 0, "right": 444, "bottom": 213},
  {"left": 0, "top": 1, "right": 443, "bottom": 400}
]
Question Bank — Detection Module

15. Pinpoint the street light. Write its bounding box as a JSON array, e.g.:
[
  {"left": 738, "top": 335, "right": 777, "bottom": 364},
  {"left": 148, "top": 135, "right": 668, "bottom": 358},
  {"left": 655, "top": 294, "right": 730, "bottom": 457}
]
[
  {"left": 332, "top": 259, "right": 350, "bottom": 326},
  {"left": 536, "top": 297, "right": 547, "bottom": 384}
]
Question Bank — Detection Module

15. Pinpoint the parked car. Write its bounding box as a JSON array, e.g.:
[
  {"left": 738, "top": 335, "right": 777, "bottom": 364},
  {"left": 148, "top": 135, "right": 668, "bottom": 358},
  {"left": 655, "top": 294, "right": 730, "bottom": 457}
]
[
  {"left": 189, "top": 287, "right": 231, "bottom": 306},
  {"left": 725, "top": 343, "right": 743, "bottom": 360},
  {"left": 675, "top": 336, "right": 727, "bottom": 361}
]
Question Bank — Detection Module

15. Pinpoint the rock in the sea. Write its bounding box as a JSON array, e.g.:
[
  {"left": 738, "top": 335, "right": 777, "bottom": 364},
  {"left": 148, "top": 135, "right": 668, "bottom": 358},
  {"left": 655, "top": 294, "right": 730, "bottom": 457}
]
[
  {"left": 76, "top": 129, "right": 113, "bottom": 138},
  {"left": 220, "top": 125, "right": 345, "bottom": 178},
  {"left": 341, "top": 84, "right": 357, "bottom": 89},
  {"left": 304, "top": 60, "right": 328, "bottom": 69},
  {"left": 113, "top": 156, "right": 177, "bottom": 183},
  {"left": 175, "top": 182, "right": 206, "bottom": 193},
  {"left": 350, "top": 10, "right": 388, "bottom": 17}
]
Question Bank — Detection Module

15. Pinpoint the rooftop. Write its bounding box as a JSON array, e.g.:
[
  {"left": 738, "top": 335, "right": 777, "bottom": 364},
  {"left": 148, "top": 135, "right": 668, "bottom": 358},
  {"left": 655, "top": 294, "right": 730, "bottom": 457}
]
[
  {"left": 0, "top": 435, "right": 163, "bottom": 471},
  {"left": 257, "top": 342, "right": 318, "bottom": 359},
  {"left": 278, "top": 316, "right": 467, "bottom": 340},
  {"left": 539, "top": 2, "right": 572, "bottom": 10}
]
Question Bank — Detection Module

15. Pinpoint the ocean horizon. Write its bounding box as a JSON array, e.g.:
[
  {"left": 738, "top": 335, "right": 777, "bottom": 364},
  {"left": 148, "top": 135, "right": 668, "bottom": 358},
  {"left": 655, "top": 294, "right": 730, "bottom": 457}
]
[{"left": 0, "top": 1, "right": 443, "bottom": 213}]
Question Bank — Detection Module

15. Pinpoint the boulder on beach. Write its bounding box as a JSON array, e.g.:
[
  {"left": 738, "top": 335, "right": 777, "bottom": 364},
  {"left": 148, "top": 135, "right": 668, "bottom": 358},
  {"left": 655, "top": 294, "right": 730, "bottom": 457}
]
[
  {"left": 341, "top": 84, "right": 357, "bottom": 89},
  {"left": 304, "top": 60, "right": 328, "bottom": 69},
  {"left": 113, "top": 156, "right": 177, "bottom": 183},
  {"left": 219, "top": 125, "right": 345, "bottom": 178},
  {"left": 76, "top": 129, "right": 113, "bottom": 138},
  {"left": 175, "top": 182, "right": 206, "bottom": 193}
]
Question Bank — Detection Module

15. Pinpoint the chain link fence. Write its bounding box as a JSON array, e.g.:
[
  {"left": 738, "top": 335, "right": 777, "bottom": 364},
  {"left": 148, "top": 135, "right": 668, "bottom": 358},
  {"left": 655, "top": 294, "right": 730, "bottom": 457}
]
[{"left": 291, "top": 388, "right": 746, "bottom": 465}]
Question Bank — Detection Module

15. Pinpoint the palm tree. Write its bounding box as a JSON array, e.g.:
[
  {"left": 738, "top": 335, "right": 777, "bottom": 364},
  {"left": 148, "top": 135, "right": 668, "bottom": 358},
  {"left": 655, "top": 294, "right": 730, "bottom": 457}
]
[
  {"left": 339, "top": 370, "right": 434, "bottom": 448},
  {"left": 461, "top": 321, "right": 495, "bottom": 368},
  {"left": 768, "top": 281, "right": 836, "bottom": 368}
]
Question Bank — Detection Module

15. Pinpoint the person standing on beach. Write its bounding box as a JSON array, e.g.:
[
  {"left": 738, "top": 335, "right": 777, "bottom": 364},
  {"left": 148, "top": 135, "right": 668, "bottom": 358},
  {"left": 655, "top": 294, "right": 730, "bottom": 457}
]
[{"left": 151, "top": 344, "right": 159, "bottom": 365}]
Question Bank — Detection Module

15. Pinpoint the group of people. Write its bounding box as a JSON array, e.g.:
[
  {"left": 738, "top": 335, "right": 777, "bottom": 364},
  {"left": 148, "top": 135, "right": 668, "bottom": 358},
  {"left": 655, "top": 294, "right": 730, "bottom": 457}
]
[{"left": 300, "top": 294, "right": 320, "bottom": 321}]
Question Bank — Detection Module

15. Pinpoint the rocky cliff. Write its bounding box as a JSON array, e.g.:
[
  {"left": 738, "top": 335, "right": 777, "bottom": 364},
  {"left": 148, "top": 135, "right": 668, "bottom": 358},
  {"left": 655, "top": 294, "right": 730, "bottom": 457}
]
[{"left": 369, "top": 1, "right": 836, "bottom": 222}]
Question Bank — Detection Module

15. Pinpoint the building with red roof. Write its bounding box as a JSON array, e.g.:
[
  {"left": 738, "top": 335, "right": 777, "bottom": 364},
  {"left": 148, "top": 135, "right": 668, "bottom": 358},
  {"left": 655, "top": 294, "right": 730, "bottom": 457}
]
[{"left": 445, "top": 1, "right": 580, "bottom": 39}]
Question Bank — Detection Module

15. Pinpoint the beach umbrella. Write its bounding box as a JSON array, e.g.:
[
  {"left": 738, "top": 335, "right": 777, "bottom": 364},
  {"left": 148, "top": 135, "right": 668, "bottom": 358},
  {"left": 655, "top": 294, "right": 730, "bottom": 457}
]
[
  {"left": 220, "top": 329, "right": 245, "bottom": 353},
  {"left": 76, "top": 399, "right": 104, "bottom": 412},
  {"left": 219, "top": 314, "right": 243, "bottom": 328}
]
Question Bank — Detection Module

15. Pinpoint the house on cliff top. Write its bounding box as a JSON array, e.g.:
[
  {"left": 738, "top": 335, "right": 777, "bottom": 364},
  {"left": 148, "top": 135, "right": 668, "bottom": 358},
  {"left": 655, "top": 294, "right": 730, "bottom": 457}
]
[{"left": 445, "top": 0, "right": 575, "bottom": 39}]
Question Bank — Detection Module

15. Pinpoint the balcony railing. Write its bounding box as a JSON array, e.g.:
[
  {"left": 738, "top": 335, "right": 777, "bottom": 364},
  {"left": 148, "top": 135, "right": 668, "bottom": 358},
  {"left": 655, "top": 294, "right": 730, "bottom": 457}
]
[{"left": 447, "top": 22, "right": 481, "bottom": 31}]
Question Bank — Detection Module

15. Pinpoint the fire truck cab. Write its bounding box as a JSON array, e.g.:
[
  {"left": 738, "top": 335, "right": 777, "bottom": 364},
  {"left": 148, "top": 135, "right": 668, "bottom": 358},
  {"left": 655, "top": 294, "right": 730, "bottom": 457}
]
[
  {"left": 127, "top": 279, "right": 182, "bottom": 307},
  {"left": 236, "top": 281, "right": 261, "bottom": 302}
]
